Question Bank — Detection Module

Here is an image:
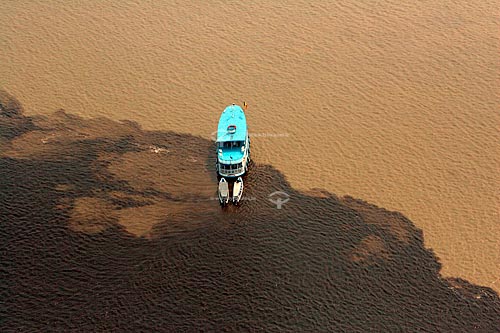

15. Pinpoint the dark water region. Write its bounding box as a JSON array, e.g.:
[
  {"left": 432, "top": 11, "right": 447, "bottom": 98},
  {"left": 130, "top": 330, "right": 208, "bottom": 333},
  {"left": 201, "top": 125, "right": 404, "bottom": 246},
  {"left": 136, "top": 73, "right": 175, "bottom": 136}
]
[{"left": 1, "top": 90, "right": 499, "bottom": 332}]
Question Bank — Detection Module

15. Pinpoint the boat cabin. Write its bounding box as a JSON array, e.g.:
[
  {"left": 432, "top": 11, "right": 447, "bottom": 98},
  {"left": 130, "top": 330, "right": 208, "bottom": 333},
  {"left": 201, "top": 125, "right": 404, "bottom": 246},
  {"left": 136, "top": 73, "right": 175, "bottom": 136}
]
[{"left": 216, "top": 104, "right": 250, "bottom": 177}]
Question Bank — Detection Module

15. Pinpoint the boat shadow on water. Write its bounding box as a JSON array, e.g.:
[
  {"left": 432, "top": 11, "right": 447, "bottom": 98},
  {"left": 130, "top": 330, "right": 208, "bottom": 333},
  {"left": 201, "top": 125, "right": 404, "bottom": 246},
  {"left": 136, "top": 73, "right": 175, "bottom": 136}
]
[{"left": 1, "top": 90, "right": 499, "bottom": 332}]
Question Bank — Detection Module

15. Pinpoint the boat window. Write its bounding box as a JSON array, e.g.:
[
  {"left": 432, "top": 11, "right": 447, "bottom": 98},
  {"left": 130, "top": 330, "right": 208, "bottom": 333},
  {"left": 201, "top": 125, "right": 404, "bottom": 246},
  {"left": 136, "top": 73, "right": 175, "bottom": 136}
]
[
  {"left": 220, "top": 141, "right": 245, "bottom": 149},
  {"left": 219, "top": 163, "right": 243, "bottom": 171}
]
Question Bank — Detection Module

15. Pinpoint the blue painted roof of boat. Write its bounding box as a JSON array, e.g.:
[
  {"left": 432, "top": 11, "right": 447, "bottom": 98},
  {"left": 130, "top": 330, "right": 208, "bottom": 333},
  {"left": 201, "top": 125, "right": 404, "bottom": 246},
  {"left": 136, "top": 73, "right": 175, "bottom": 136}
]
[
  {"left": 219, "top": 147, "right": 244, "bottom": 163},
  {"left": 217, "top": 104, "right": 247, "bottom": 143}
]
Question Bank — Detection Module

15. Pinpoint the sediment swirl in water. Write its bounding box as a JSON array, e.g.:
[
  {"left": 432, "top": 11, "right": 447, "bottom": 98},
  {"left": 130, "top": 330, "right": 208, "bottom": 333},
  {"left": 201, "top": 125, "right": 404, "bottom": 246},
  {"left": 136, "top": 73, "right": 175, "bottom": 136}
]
[{"left": 1, "top": 91, "right": 499, "bottom": 331}]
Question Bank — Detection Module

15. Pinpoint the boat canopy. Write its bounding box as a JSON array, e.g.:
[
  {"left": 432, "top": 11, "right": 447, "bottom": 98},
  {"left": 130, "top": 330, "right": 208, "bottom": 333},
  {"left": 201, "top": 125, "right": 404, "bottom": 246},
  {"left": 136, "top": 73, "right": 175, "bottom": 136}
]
[{"left": 216, "top": 105, "right": 248, "bottom": 143}]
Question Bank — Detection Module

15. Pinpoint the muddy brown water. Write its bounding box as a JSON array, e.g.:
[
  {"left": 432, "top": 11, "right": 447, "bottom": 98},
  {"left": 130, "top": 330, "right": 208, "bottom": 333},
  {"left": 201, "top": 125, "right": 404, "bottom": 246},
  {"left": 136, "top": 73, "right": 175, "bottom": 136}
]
[
  {"left": 1, "top": 1, "right": 499, "bottom": 292},
  {"left": 1, "top": 92, "right": 499, "bottom": 331},
  {"left": 1, "top": 0, "right": 500, "bottom": 330}
]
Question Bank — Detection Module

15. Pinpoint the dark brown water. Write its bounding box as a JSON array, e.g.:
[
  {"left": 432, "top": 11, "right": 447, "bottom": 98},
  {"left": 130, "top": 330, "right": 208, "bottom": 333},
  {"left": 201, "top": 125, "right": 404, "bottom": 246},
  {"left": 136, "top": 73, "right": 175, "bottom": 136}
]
[
  {"left": 1, "top": 0, "right": 499, "bottom": 290},
  {"left": 1, "top": 92, "right": 499, "bottom": 331}
]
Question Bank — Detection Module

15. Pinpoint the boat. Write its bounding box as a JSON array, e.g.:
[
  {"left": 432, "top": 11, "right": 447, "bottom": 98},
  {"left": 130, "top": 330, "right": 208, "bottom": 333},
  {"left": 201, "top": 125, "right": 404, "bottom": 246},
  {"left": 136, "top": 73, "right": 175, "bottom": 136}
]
[
  {"left": 215, "top": 103, "right": 250, "bottom": 178},
  {"left": 232, "top": 177, "right": 243, "bottom": 204},
  {"left": 218, "top": 178, "right": 229, "bottom": 206}
]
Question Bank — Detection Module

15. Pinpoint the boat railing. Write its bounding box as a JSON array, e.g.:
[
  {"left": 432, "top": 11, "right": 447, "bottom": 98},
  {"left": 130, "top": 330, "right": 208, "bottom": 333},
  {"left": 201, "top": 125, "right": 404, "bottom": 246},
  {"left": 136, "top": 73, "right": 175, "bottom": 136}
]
[{"left": 218, "top": 166, "right": 244, "bottom": 175}]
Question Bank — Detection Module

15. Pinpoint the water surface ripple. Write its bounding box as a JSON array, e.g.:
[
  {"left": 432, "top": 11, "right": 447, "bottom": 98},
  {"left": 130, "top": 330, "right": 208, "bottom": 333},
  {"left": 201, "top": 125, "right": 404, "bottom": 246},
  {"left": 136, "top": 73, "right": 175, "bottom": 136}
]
[{"left": 1, "top": 92, "right": 499, "bottom": 332}]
